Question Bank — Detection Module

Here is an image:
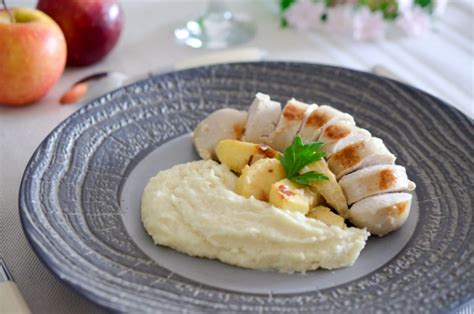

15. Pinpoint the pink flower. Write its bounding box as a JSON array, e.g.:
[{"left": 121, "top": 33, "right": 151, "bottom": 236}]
[
  {"left": 325, "top": 5, "right": 353, "bottom": 34},
  {"left": 353, "top": 7, "right": 386, "bottom": 41},
  {"left": 284, "top": 0, "right": 325, "bottom": 31},
  {"left": 397, "top": 6, "right": 430, "bottom": 36}
]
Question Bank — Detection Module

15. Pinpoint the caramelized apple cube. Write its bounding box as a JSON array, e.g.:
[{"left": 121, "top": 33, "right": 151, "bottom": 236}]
[
  {"left": 216, "top": 139, "right": 280, "bottom": 174},
  {"left": 269, "top": 179, "right": 318, "bottom": 214},
  {"left": 235, "top": 158, "right": 285, "bottom": 201}
]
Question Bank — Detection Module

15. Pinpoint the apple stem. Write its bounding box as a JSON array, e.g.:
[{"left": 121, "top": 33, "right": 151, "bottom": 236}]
[{"left": 1, "top": 0, "right": 15, "bottom": 23}]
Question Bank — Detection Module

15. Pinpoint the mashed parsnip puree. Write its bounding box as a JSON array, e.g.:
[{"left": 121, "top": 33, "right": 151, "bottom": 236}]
[{"left": 141, "top": 160, "right": 369, "bottom": 273}]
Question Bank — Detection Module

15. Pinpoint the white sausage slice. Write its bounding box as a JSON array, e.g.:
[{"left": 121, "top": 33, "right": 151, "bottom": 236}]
[
  {"left": 319, "top": 120, "right": 372, "bottom": 158},
  {"left": 297, "top": 105, "right": 354, "bottom": 143},
  {"left": 242, "top": 93, "right": 281, "bottom": 144},
  {"left": 193, "top": 108, "right": 247, "bottom": 160},
  {"left": 350, "top": 192, "right": 413, "bottom": 236},
  {"left": 268, "top": 99, "right": 309, "bottom": 151},
  {"left": 296, "top": 103, "right": 319, "bottom": 143},
  {"left": 328, "top": 137, "right": 396, "bottom": 179},
  {"left": 339, "top": 164, "right": 416, "bottom": 204}
]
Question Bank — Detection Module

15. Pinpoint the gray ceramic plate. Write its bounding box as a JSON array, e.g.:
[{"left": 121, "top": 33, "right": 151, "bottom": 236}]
[{"left": 20, "top": 62, "right": 473, "bottom": 312}]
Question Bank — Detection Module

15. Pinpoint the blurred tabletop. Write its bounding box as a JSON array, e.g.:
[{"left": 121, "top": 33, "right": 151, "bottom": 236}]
[{"left": 0, "top": 0, "right": 473, "bottom": 313}]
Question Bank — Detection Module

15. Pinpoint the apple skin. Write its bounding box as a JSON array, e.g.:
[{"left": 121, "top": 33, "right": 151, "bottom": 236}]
[
  {"left": 37, "top": 0, "right": 123, "bottom": 66},
  {"left": 0, "top": 8, "right": 67, "bottom": 106}
]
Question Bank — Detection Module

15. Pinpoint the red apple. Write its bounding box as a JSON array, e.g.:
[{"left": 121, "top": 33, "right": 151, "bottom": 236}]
[
  {"left": 37, "top": 0, "right": 123, "bottom": 66},
  {"left": 0, "top": 8, "right": 67, "bottom": 106}
]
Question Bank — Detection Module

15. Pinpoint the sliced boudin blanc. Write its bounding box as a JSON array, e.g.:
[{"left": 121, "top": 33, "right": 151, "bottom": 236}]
[
  {"left": 268, "top": 99, "right": 309, "bottom": 151},
  {"left": 328, "top": 137, "right": 396, "bottom": 179},
  {"left": 339, "top": 165, "right": 416, "bottom": 204},
  {"left": 242, "top": 93, "right": 281, "bottom": 144},
  {"left": 193, "top": 108, "right": 248, "bottom": 160},
  {"left": 319, "top": 120, "right": 372, "bottom": 157},
  {"left": 297, "top": 105, "right": 354, "bottom": 143},
  {"left": 349, "top": 193, "right": 413, "bottom": 236},
  {"left": 302, "top": 103, "right": 319, "bottom": 119}
]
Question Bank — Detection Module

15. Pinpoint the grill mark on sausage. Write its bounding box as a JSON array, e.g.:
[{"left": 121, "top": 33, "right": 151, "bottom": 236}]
[
  {"left": 379, "top": 168, "right": 397, "bottom": 190},
  {"left": 330, "top": 142, "right": 364, "bottom": 168},
  {"left": 305, "top": 111, "right": 331, "bottom": 128},
  {"left": 324, "top": 124, "right": 351, "bottom": 140},
  {"left": 283, "top": 104, "right": 306, "bottom": 120},
  {"left": 234, "top": 123, "right": 245, "bottom": 140},
  {"left": 387, "top": 201, "right": 408, "bottom": 216}
]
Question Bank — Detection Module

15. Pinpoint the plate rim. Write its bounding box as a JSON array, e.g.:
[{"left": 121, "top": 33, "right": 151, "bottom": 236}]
[{"left": 18, "top": 61, "right": 474, "bottom": 312}]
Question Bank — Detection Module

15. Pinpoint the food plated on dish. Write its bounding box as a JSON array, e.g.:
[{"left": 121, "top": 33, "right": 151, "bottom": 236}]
[
  {"left": 142, "top": 92, "right": 416, "bottom": 273},
  {"left": 20, "top": 62, "right": 472, "bottom": 312}
]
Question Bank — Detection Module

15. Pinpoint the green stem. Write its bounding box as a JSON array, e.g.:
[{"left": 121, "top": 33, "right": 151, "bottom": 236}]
[{"left": 1, "top": 0, "right": 15, "bottom": 23}]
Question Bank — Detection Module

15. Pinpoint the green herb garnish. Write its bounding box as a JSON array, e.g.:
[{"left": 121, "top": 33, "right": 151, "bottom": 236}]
[{"left": 278, "top": 136, "right": 329, "bottom": 186}]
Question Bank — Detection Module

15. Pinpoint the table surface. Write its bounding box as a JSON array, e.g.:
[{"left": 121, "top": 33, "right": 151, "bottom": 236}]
[{"left": 1, "top": 1, "right": 473, "bottom": 313}]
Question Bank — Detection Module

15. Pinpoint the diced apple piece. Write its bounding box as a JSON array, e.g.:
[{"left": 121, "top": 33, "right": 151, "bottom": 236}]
[
  {"left": 235, "top": 158, "right": 285, "bottom": 201},
  {"left": 269, "top": 179, "right": 319, "bottom": 214},
  {"left": 307, "top": 206, "right": 346, "bottom": 228},
  {"left": 304, "top": 159, "right": 349, "bottom": 218},
  {"left": 215, "top": 139, "right": 280, "bottom": 174}
]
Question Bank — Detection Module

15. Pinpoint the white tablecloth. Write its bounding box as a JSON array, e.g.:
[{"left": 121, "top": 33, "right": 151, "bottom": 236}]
[{"left": 0, "top": 1, "right": 472, "bottom": 312}]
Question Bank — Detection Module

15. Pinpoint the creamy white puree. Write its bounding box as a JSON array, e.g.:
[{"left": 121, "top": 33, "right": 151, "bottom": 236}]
[{"left": 141, "top": 160, "right": 369, "bottom": 273}]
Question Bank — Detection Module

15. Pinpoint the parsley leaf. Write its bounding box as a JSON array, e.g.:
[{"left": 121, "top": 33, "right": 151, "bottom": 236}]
[
  {"left": 291, "top": 171, "right": 329, "bottom": 185},
  {"left": 278, "top": 136, "right": 329, "bottom": 186}
]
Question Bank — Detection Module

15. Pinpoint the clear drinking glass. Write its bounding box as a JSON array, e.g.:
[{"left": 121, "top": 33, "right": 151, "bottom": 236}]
[{"left": 174, "top": 0, "right": 256, "bottom": 49}]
